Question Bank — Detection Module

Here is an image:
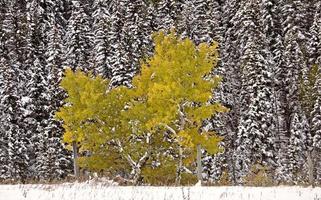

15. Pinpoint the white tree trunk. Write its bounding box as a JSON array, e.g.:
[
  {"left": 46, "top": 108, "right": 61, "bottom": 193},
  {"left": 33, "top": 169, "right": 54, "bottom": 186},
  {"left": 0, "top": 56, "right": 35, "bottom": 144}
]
[
  {"left": 72, "top": 141, "right": 80, "bottom": 179},
  {"left": 196, "top": 144, "right": 203, "bottom": 184},
  {"left": 161, "top": 123, "right": 183, "bottom": 186},
  {"left": 175, "top": 104, "right": 186, "bottom": 186},
  {"left": 175, "top": 145, "right": 183, "bottom": 186}
]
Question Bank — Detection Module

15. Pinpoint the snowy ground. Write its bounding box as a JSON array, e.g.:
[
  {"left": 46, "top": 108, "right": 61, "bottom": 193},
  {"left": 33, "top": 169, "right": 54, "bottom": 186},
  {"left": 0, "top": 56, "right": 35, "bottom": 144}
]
[{"left": 1, "top": 183, "right": 321, "bottom": 200}]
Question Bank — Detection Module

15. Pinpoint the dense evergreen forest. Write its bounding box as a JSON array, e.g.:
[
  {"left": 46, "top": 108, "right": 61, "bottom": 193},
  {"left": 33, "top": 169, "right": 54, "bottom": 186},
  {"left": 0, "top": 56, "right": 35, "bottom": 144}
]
[{"left": 0, "top": 0, "right": 320, "bottom": 186}]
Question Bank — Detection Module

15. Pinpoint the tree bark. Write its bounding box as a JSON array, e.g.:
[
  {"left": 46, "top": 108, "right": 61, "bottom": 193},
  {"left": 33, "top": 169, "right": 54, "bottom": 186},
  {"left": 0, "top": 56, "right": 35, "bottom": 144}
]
[
  {"left": 115, "top": 136, "right": 151, "bottom": 185},
  {"left": 175, "top": 104, "right": 186, "bottom": 186},
  {"left": 72, "top": 141, "right": 80, "bottom": 179},
  {"left": 132, "top": 151, "right": 150, "bottom": 185},
  {"left": 161, "top": 123, "right": 183, "bottom": 186},
  {"left": 196, "top": 144, "right": 203, "bottom": 184},
  {"left": 175, "top": 145, "right": 183, "bottom": 186},
  {"left": 307, "top": 150, "right": 315, "bottom": 187}
]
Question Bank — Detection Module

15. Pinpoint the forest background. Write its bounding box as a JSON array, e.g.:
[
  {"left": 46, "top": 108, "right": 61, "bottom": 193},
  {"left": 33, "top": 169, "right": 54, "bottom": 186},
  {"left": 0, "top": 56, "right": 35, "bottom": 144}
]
[{"left": 0, "top": 0, "right": 320, "bottom": 186}]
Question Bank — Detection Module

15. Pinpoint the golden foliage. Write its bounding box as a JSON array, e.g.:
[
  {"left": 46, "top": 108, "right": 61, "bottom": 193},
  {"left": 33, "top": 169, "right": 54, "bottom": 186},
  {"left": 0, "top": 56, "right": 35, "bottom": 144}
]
[{"left": 56, "top": 30, "right": 227, "bottom": 183}]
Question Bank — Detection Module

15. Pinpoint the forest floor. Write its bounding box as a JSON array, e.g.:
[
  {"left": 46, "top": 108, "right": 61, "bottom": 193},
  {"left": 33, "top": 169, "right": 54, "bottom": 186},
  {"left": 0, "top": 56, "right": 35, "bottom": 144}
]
[{"left": 0, "top": 182, "right": 320, "bottom": 200}]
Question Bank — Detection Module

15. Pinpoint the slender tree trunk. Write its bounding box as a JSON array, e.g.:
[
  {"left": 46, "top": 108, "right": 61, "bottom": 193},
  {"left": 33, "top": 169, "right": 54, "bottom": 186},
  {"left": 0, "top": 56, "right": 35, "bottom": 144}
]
[
  {"left": 132, "top": 167, "right": 141, "bottom": 185},
  {"left": 132, "top": 151, "right": 150, "bottom": 185},
  {"left": 176, "top": 145, "right": 183, "bottom": 186},
  {"left": 162, "top": 123, "right": 183, "bottom": 186},
  {"left": 176, "top": 104, "right": 185, "bottom": 186},
  {"left": 72, "top": 141, "right": 80, "bottom": 179},
  {"left": 307, "top": 150, "right": 315, "bottom": 187},
  {"left": 196, "top": 144, "right": 203, "bottom": 184}
]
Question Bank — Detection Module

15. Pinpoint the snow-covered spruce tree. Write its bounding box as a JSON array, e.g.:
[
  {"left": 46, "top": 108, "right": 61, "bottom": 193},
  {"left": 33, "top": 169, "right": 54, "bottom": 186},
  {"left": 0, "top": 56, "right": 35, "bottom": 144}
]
[
  {"left": 308, "top": 1, "right": 321, "bottom": 67},
  {"left": 282, "top": 113, "right": 309, "bottom": 183},
  {"left": 206, "top": 0, "right": 242, "bottom": 184},
  {"left": 121, "top": 0, "right": 152, "bottom": 80},
  {"left": 106, "top": 0, "right": 131, "bottom": 87},
  {"left": 0, "top": 0, "right": 7, "bottom": 40},
  {"left": 312, "top": 71, "right": 321, "bottom": 181},
  {"left": 208, "top": 0, "right": 223, "bottom": 44},
  {"left": 29, "top": 58, "right": 70, "bottom": 181},
  {"left": 0, "top": 2, "right": 11, "bottom": 181},
  {"left": 304, "top": 0, "right": 317, "bottom": 33},
  {"left": 259, "top": 0, "right": 283, "bottom": 118},
  {"left": 0, "top": 0, "right": 34, "bottom": 182},
  {"left": 294, "top": 0, "right": 321, "bottom": 185},
  {"left": 31, "top": 6, "right": 72, "bottom": 181},
  {"left": 1, "top": 63, "right": 30, "bottom": 182},
  {"left": 21, "top": 0, "right": 67, "bottom": 180},
  {"left": 46, "top": 11, "right": 72, "bottom": 181},
  {"left": 258, "top": 0, "right": 288, "bottom": 182},
  {"left": 178, "top": 0, "right": 222, "bottom": 45},
  {"left": 0, "top": 0, "right": 10, "bottom": 181},
  {"left": 1, "top": 0, "right": 72, "bottom": 181},
  {"left": 233, "top": 1, "right": 277, "bottom": 183},
  {"left": 107, "top": 0, "right": 152, "bottom": 87},
  {"left": 276, "top": 0, "right": 312, "bottom": 183},
  {"left": 155, "top": 0, "right": 183, "bottom": 31},
  {"left": 0, "top": 70, "right": 10, "bottom": 180},
  {"left": 64, "top": 0, "right": 93, "bottom": 72},
  {"left": 280, "top": 0, "right": 310, "bottom": 120},
  {"left": 92, "top": 0, "right": 111, "bottom": 77},
  {"left": 1, "top": 69, "right": 30, "bottom": 182},
  {"left": 23, "top": 58, "right": 51, "bottom": 180},
  {"left": 298, "top": 64, "right": 321, "bottom": 184},
  {"left": 178, "top": 0, "right": 211, "bottom": 44},
  {"left": 45, "top": 6, "right": 65, "bottom": 77},
  {"left": 285, "top": 0, "right": 313, "bottom": 88},
  {"left": 20, "top": 0, "right": 46, "bottom": 180},
  {"left": 200, "top": 0, "right": 223, "bottom": 183},
  {"left": 147, "top": 1, "right": 158, "bottom": 32}
]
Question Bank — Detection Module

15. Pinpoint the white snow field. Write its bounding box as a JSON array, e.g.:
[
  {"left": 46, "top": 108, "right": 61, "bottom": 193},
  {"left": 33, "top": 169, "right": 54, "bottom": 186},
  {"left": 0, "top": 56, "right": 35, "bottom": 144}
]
[{"left": 1, "top": 183, "right": 321, "bottom": 200}]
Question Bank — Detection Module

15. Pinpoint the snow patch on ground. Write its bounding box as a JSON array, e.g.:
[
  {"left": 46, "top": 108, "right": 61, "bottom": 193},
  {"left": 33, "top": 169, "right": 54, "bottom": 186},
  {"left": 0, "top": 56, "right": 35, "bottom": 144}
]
[{"left": 1, "top": 183, "right": 321, "bottom": 200}]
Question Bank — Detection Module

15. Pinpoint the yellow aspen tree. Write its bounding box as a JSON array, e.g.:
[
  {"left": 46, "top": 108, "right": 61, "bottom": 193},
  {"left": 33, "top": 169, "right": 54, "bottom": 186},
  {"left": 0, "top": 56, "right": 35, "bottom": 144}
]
[
  {"left": 56, "top": 69, "right": 132, "bottom": 177},
  {"left": 130, "top": 31, "right": 227, "bottom": 185},
  {"left": 56, "top": 69, "right": 167, "bottom": 184}
]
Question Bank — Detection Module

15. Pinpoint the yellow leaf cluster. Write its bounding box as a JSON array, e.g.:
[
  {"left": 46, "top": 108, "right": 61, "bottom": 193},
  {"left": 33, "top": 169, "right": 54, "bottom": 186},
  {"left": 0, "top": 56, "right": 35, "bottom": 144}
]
[
  {"left": 56, "top": 69, "right": 131, "bottom": 150},
  {"left": 131, "top": 30, "right": 226, "bottom": 150}
]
